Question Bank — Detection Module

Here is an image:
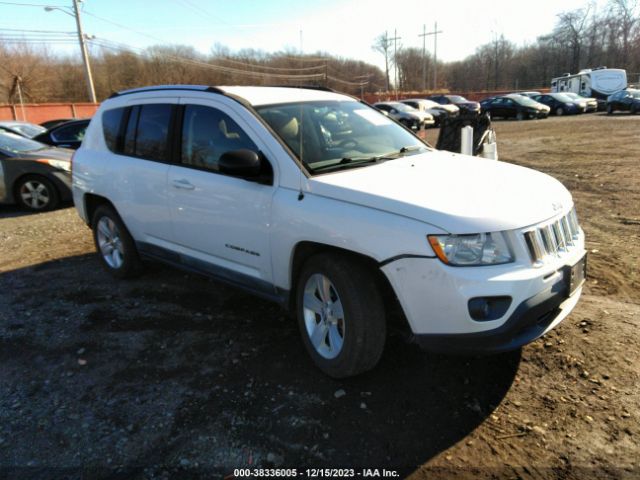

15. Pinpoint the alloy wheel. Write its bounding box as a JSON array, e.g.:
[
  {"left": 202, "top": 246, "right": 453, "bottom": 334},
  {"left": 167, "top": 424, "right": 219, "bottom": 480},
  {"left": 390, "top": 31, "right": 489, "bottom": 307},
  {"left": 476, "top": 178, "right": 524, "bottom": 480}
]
[
  {"left": 302, "top": 273, "right": 345, "bottom": 359},
  {"left": 19, "top": 180, "right": 50, "bottom": 210},
  {"left": 96, "top": 216, "right": 124, "bottom": 269}
]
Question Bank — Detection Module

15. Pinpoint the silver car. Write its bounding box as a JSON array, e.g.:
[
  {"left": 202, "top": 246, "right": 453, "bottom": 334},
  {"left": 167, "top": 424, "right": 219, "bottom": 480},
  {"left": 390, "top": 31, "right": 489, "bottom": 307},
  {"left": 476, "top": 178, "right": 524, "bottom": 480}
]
[{"left": 373, "top": 102, "right": 435, "bottom": 130}]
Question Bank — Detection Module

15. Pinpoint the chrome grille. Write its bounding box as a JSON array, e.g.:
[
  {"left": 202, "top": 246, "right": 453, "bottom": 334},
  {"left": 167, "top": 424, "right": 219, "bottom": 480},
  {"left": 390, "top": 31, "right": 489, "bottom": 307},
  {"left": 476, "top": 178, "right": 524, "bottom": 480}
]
[{"left": 524, "top": 208, "right": 581, "bottom": 263}]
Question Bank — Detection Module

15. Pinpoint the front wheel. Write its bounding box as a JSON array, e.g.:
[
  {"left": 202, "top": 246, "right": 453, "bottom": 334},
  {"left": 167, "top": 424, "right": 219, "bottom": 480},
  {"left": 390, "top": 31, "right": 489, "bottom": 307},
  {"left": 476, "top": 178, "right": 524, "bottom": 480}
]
[
  {"left": 91, "top": 205, "right": 142, "bottom": 278},
  {"left": 631, "top": 104, "right": 638, "bottom": 115},
  {"left": 555, "top": 107, "right": 565, "bottom": 116},
  {"left": 296, "top": 254, "right": 386, "bottom": 378},
  {"left": 607, "top": 104, "right": 613, "bottom": 115},
  {"left": 516, "top": 111, "right": 525, "bottom": 121},
  {"left": 15, "top": 175, "right": 59, "bottom": 211}
]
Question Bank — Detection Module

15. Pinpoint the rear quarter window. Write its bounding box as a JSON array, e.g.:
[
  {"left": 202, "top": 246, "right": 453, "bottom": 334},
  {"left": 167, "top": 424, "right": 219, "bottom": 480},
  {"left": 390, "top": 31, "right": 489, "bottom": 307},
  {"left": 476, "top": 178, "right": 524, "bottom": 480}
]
[{"left": 102, "top": 108, "right": 125, "bottom": 152}]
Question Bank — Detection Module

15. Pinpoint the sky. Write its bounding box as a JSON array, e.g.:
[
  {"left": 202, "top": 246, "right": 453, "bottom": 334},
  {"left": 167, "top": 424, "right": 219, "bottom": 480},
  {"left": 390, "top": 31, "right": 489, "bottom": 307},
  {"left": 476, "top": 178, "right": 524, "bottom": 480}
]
[{"left": 0, "top": 0, "right": 601, "bottom": 70}]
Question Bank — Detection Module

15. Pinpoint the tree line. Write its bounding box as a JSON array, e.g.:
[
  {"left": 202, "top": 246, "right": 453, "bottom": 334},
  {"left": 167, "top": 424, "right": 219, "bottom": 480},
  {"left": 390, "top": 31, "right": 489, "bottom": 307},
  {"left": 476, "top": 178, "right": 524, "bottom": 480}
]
[{"left": 0, "top": 42, "right": 386, "bottom": 103}]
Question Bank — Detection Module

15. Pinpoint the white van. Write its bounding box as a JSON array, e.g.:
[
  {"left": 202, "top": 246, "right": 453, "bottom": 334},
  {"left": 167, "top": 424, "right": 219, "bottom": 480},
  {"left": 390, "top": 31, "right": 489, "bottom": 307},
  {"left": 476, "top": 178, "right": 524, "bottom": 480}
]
[{"left": 72, "top": 85, "right": 586, "bottom": 378}]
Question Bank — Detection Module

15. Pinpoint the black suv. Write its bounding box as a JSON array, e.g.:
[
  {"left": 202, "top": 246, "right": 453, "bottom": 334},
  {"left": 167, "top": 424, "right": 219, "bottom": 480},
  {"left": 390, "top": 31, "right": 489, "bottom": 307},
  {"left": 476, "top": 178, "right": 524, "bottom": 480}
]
[{"left": 606, "top": 89, "right": 640, "bottom": 114}]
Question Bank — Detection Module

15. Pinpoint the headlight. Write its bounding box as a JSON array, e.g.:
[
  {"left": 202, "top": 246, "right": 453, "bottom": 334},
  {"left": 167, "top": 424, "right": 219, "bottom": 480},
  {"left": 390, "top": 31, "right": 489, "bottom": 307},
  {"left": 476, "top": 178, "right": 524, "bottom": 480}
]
[
  {"left": 427, "top": 232, "right": 514, "bottom": 266},
  {"left": 36, "top": 158, "right": 71, "bottom": 172}
]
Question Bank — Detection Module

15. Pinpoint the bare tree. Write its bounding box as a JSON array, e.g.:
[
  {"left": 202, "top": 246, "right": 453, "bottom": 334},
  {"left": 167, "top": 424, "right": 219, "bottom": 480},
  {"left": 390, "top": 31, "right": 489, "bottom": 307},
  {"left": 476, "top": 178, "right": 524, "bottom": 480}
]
[{"left": 372, "top": 33, "right": 391, "bottom": 91}]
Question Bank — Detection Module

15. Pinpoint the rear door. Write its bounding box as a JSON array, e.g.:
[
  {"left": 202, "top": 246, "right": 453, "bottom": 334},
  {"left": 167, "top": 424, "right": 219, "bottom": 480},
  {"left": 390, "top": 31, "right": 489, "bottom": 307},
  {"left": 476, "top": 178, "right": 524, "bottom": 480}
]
[
  {"left": 113, "top": 99, "right": 176, "bottom": 246},
  {"left": 166, "top": 98, "right": 277, "bottom": 293}
]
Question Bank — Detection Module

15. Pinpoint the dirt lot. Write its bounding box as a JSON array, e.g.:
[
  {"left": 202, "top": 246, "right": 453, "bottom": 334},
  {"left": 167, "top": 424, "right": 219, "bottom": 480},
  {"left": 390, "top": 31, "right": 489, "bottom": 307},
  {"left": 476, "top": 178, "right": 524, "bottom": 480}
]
[{"left": 1, "top": 113, "right": 638, "bottom": 479}]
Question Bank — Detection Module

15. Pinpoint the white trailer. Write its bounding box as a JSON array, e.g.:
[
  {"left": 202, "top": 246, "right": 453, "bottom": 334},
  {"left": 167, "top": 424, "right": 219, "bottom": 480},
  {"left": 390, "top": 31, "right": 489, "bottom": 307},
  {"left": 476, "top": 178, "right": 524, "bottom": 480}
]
[{"left": 551, "top": 68, "right": 627, "bottom": 100}]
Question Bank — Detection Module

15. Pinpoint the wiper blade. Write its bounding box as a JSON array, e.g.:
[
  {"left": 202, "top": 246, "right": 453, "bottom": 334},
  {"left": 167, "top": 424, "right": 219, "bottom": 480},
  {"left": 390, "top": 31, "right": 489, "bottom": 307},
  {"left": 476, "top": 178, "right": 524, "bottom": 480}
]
[
  {"left": 311, "top": 156, "right": 381, "bottom": 173},
  {"left": 311, "top": 146, "right": 425, "bottom": 173}
]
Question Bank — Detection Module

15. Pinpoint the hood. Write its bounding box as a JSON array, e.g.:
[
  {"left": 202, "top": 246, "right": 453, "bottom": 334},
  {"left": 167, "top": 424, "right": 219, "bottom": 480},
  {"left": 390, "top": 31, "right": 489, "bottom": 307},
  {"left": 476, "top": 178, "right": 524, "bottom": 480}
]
[
  {"left": 306, "top": 150, "right": 573, "bottom": 233},
  {"left": 18, "top": 147, "right": 73, "bottom": 162}
]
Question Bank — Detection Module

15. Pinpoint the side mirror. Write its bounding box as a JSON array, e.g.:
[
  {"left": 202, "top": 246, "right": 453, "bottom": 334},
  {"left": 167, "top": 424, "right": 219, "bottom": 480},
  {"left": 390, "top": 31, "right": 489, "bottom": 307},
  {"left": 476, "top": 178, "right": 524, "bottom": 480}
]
[
  {"left": 379, "top": 110, "right": 389, "bottom": 117},
  {"left": 219, "top": 149, "right": 261, "bottom": 177}
]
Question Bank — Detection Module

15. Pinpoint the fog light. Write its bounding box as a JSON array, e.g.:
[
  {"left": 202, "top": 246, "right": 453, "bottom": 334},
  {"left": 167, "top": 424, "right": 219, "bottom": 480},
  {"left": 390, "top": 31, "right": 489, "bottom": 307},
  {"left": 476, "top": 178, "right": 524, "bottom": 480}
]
[{"left": 468, "top": 296, "right": 512, "bottom": 321}]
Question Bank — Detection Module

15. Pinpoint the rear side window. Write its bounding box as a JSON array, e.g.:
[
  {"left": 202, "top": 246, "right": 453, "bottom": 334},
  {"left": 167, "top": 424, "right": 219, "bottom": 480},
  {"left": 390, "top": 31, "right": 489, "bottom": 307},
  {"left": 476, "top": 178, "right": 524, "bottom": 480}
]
[
  {"left": 132, "top": 104, "right": 172, "bottom": 161},
  {"left": 102, "top": 108, "right": 125, "bottom": 151}
]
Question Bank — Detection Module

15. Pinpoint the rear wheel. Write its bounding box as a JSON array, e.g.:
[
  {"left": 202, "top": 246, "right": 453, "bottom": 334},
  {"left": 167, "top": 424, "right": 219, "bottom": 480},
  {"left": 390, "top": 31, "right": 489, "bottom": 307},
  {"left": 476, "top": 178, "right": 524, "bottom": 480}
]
[
  {"left": 296, "top": 253, "right": 386, "bottom": 378},
  {"left": 91, "top": 205, "right": 142, "bottom": 278},
  {"left": 15, "top": 175, "right": 59, "bottom": 211},
  {"left": 607, "top": 104, "right": 613, "bottom": 115},
  {"left": 631, "top": 104, "right": 638, "bottom": 115},
  {"left": 555, "top": 107, "right": 565, "bottom": 116},
  {"left": 516, "top": 111, "right": 525, "bottom": 121}
]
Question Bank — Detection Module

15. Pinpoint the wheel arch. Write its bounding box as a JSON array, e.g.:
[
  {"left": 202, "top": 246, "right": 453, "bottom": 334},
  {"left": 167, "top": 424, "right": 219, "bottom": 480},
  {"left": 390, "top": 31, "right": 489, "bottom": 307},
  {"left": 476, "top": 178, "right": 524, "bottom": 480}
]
[
  {"left": 84, "top": 193, "right": 117, "bottom": 225},
  {"left": 288, "top": 241, "right": 407, "bottom": 330}
]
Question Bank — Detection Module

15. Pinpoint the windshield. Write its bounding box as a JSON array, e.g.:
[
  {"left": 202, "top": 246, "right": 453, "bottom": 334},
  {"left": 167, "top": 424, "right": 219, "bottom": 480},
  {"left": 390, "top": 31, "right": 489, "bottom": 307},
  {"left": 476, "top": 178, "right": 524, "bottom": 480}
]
[
  {"left": 0, "top": 130, "right": 46, "bottom": 154},
  {"left": 5, "top": 123, "right": 46, "bottom": 138},
  {"left": 392, "top": 103, "right": 417, "bottom": 113},
  {"left": 447, "top": 95, "right": 468, "bottom": 103},
  {"left": 511, "top": 95, "right": 539, "bottom": 107},
  {"left": 553, "top": 93, "right": 575, "bottom": 102},
  {"left": 256, "top": 100, "right": 428, "bottom": 174}
]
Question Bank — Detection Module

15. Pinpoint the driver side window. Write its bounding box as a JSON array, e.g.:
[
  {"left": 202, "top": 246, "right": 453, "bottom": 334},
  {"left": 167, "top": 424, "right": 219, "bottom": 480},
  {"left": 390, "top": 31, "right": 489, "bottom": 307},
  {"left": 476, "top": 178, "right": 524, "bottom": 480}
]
[{"left": 181, "top": 105, "right": 258, "bottom": 172}]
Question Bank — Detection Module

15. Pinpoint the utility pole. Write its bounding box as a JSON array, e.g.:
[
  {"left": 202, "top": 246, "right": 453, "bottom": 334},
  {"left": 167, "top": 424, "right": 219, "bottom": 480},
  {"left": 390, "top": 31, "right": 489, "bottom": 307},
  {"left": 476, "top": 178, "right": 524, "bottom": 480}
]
[
  {"left": 73, "top": 0, "right": 96, "bottom": 103},
  {"left": 389, "top": 29, "right": 401, "bottom": 99},
  {"left": 419, "top": 22, "right": 443, "bottom": 91},
  {"left": 419, "top": 23, "right": 443, "bottom": 92},
  {"left": 45, "top": 1, "right": 97, "bottom": 103},
  {"left": 432, "top": 21, "right": 442, "bottom": 91}
]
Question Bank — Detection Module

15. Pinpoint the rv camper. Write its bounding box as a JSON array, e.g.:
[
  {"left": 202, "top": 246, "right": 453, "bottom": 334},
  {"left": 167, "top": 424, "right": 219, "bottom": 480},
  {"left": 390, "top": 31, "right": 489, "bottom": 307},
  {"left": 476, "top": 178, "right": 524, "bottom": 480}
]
[{"left": 551, "top": 68, "right": 627, "bottom": 108}]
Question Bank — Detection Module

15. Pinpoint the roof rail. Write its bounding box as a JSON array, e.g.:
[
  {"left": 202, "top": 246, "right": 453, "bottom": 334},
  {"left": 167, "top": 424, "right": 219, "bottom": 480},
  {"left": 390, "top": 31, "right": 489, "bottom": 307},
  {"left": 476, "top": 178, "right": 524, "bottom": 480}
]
[
  {"left": 270, "top": 84, "right": 337, "bottom": 93},
  {"left": 108, "top": 85, "right": 224, "bottom": 99}
]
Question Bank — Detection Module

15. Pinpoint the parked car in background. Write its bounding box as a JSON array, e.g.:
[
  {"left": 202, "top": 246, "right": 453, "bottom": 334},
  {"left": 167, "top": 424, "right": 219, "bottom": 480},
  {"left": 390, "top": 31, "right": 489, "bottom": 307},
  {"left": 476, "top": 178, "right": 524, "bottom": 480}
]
[
  {"left": 428, "top": 95, "right": 481, "bottom": 115},
  {"left": 373, "top": 102, "right": 434, "bottom": 129},
  {"left": 562, "top": 92, "right": 598, "bottom": 112},
  {"left": 0, "top": 120, "right": 47, "bottom": 139},
  {"left": 400, "top": 98, "right": 458, "bottom": 126},
  {"left": 40, "top": 118, "right": 74, "bottom": 130},
  {"left": 34, "top": 119, "right": 90, "bottom": 150},
  {"left": 480, "top": 94, "right": 549, "bottom": 120},
  {"left": 73, "top": 85, "right": 585, "bottom": 378},
  {"left": 532, "top": 93, "right": 586, "bottom": 115},
  {"left": 606, "top": 89, "right": 640, "bottom": 114},
  {"left": 0, "top": 130, "right": 72, "bottom": 211}
]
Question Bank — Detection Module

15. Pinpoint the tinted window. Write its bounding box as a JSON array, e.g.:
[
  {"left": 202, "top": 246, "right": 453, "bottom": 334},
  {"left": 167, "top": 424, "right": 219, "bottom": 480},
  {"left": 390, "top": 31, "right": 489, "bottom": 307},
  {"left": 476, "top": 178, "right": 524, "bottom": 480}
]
[
  {"left": 52, "top": 122, "right": 87, "bottom": 143},
  {"left": 135, "top": 104, "right": 172, "bottom": 161},
  {"left": 102, "top": 108, "right": 125, "bottom": 152},
  {"left": 181, "top": 105, "right": 258, "bottom": 172},
  {"left": 123, "top": 106, "right": 139, "bottom": 156}
]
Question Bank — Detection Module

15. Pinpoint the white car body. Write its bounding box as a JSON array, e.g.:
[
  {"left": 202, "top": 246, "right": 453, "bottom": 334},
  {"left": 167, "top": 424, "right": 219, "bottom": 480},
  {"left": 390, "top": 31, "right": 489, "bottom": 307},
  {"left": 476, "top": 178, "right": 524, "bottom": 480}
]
[{"left": 73, "top": 85, "right": 585, "bottom": 373}]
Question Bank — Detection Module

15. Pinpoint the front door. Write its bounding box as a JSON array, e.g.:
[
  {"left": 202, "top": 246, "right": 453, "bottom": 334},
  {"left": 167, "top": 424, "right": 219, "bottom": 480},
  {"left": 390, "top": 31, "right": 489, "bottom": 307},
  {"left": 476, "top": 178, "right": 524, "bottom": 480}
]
[{"left": 167, "top": 99, "right": 276, "bottom": 294}]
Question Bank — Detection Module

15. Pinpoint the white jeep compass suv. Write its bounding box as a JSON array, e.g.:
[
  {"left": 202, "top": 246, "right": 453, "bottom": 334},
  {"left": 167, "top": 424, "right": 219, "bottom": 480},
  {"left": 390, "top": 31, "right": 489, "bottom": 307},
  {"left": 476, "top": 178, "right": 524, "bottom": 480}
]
[{"left": 72, "top": 85, "right": 586, "bottom": 378}]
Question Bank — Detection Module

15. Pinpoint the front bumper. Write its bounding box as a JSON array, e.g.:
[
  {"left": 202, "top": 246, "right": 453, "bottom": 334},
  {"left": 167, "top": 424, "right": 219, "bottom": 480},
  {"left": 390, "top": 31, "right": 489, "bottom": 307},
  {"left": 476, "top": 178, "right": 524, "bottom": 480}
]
[
  {"left": 380, "top": 235, "right": 585, "bottom": 354},
  {"left": 413, "top": 282, "right": 581, "bottom": 354}
]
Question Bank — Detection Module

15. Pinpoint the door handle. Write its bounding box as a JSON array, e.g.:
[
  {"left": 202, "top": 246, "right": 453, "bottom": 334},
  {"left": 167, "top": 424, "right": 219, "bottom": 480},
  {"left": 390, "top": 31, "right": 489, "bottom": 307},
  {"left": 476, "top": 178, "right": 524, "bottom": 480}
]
[{"left": 172, "top": 179, "right": 195, "bottom": 190}]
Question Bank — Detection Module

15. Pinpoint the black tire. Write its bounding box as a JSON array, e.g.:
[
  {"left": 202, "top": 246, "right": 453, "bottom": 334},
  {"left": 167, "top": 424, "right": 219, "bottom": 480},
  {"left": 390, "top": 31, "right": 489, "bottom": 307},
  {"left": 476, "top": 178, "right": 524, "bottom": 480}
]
[
  {"left": 15, "top": 175, "right": 59, "bottom": 211},
  {"left": 607, "top": 104, "right": 613, "bottom": 115},
  {"left": 295, "top": 253, "right": 386, "bottom": 378},
  {"left": 555, "top": 107, "right": 565, "bottom": 116},
  {"left": 631, "top": 104, "right": 638, "bottom": 115},
  {"left": 516, "top": 111, "right": 525, "bottom": 121},
  {"left": 91, "top": 204, "right": 142, "bottom": 279}
]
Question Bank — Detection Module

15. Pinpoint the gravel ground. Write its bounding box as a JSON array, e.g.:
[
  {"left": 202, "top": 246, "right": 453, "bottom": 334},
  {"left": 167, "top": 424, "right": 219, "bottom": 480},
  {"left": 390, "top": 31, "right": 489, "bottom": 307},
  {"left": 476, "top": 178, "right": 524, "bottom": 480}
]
[{"left": 1, "top": 113, "right": 638, "bottom": 479}]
